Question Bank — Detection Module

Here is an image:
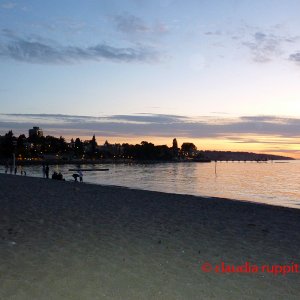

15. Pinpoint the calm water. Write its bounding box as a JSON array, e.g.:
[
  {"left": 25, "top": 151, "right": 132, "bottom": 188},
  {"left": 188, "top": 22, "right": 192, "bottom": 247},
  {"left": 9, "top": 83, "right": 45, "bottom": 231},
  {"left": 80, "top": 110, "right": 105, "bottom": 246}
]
[{"left": 4, "top": 160, "right": 300, "bottom": 209}]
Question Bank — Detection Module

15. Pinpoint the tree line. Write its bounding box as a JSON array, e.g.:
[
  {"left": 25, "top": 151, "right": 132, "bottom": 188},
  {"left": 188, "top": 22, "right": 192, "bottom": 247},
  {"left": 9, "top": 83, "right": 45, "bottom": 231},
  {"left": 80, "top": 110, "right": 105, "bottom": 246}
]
[
  {"left": 1, "top": 130, "right": 292, "bottom": 162},
  {"left": 0, "top": 131, "right": 197, "bottom": 161}
]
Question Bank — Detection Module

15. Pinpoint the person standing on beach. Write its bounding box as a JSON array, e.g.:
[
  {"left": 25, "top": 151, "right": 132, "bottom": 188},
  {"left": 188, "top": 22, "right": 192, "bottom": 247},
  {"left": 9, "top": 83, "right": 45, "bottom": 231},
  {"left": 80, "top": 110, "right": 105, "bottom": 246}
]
[
  {"left": 42, "top": 164, "right": 46, "bottom": 178},
  {"left": 78, "top": 170, "right": 83, "bottom": 182},
  {"left": 45, "top": 164, "right": 49, "bottom": 179}
]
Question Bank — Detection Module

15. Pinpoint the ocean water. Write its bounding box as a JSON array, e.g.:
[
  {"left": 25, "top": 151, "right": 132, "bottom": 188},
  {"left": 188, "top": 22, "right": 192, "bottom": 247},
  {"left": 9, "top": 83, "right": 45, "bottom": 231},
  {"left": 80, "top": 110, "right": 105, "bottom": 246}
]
[{"left": 5, "top": 160, "right": 300, "bottom": 209}]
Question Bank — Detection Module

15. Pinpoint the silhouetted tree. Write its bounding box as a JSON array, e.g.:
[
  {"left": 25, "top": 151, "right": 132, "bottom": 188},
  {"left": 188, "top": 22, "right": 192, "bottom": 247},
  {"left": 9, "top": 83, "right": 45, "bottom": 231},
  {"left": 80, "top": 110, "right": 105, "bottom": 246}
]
[
  {"left": 74, "top": 138, "right": 84, "bottom": 158},
  {"left": 172, "top": 138, "right": 179, "bottom": 158},
  {"left": 16, "top": 134, "right": 27, "bottom": 157},
  {"left": 181, "top": 143, "right": 197, "bottom": 157},
  {"left": 58, "top": 136, "right": 68, "bottom": 153},
  {"left": 0, "top": 130, "right": 15, "bottom": 158},
  {"left": 156, "top": 145, "right": 173, "bottom": 160},
  {"left": 90, "top": 134, "right": 98, "bottom": 157}
]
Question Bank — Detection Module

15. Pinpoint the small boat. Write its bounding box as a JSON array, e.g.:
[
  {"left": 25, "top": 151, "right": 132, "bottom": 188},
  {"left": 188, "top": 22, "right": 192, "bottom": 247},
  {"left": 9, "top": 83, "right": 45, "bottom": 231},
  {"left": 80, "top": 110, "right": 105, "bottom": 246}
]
[{"left": 68, "top": 168, "right": 109, "bottom": 171}]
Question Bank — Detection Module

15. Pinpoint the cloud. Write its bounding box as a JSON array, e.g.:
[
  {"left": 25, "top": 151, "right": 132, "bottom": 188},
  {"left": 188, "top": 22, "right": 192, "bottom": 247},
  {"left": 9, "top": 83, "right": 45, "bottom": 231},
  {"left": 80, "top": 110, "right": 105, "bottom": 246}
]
[
  {"left": 114, "top": 13, "right": 168, "bottom": 37},
  {"left": 289, "top": 52, "right": 300, "bottom": 63},
  {"left": 204, "top": 31, "right": 222, "bottom": 36},
  {"left": 108, "top": 114, "right": 188, "bottom": 124},
  {"left": 254, "top": 32, "right": 267, "bottom": 41},
  {"left": 240, "top": 116, "right": 288, "bottom": 123},
  {"left": 39, "top": 20, "right": 87, "bottom": 34},
  {"left": 1, "top": 114, "right": 300, "bottom": 141},
  {"left": 202, "top": 23, "right": 300, "bottom": 64},
  {"left": 225, "top": 135, "right": 297, "bottom": 145},
  {"left": 0, "top": 33, "right": 159, "bottom": 64},
  {"left": 1, "top": 28, "right": 16, "bottom": 37},
  {"left": 262, "top": 149, "right": 300, "bottom": 153},
  {"left": 240, "top": 29, "right": 300, "bottom": 63},
  {"left": 242, "top": 31, "right": 282, "bottom": 63},
  {"left": 114, "top": 14, "right": 149, "bottom": 34},
  {"left": 1, "top": 2, "right": 16, "bottom": 9}
]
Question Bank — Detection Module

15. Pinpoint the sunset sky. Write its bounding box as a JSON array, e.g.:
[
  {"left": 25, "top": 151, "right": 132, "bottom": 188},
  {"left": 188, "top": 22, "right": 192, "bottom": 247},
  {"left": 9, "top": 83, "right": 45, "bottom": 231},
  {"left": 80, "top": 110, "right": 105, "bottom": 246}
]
[{"left": 1, "top": 0, "right": 300, "bottom": 157}]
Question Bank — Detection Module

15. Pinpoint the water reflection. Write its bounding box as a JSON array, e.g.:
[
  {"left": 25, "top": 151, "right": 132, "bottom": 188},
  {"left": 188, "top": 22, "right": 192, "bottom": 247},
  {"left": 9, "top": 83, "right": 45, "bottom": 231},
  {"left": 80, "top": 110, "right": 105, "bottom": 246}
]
[{"left": 4, "top": 161, "right": 300, "bottom": 209}]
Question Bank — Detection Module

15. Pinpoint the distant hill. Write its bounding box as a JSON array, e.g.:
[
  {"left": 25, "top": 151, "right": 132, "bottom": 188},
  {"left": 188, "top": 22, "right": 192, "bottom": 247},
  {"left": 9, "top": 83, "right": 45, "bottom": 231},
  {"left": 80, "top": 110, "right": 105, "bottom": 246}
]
[{"left": 197, "top": 150, "right": 294, "bottom": 161}]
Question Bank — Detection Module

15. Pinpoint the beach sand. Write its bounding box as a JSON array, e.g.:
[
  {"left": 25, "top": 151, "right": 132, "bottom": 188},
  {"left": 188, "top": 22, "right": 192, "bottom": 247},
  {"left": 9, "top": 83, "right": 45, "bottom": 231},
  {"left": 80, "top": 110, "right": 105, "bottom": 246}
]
[{"left": 0, "top": 174, "right": 299, "bottom": 299}]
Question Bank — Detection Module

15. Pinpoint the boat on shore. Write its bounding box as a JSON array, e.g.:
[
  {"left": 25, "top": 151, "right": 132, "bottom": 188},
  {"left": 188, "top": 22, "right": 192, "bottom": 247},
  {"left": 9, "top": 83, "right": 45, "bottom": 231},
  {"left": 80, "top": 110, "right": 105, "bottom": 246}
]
[{"left": 68, "top": 168, "right": 109, "bottom": 172}]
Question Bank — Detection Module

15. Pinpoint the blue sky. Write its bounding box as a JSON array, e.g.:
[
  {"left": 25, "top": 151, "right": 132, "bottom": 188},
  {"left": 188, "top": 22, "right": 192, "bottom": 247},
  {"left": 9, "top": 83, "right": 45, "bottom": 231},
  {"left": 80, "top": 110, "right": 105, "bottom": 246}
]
[{"left": 1, "top": 1, "right": 300, "bottom": 156}]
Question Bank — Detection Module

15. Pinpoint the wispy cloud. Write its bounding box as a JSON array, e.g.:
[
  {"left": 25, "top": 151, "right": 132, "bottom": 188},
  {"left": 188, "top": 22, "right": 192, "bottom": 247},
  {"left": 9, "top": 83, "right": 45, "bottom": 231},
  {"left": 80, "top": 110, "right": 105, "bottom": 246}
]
[
  {"left": 202, "top": 23, "right": 300, "bottom": 64},
  {"left": 37, "top": 19, "right": 87, "bottom": 34},
  {"left": 108, "top": 114, "right": 188, "bottom": 124},
  {"left": 242, "top": 31, "right": 286, "bottom": 63},
  {"left": 237, "top": 28, "right": 300, "bottom": 63},
  {"left": 225, "top": 135, "right": 298, "bottom": 145},
  {"left": 289, "top": 52, "right": 300, "bottom": 64},
  {"left": 1, "top": 2, "right": 16, "bottom": 9},
  {"left": 114, "top": 14, "right": 150, "bottom": 34},
  {"left": 0, "top": 31, "right": 159, "bottom": 64},
  {"left": 113, "top": 13, "right": 169, "bottom": 39},
  {"left": 1, "top": 113, "right": 300, "bottom": 141},
  {"left": 204, "top": 30, "right": 222, "bottom": 36}
]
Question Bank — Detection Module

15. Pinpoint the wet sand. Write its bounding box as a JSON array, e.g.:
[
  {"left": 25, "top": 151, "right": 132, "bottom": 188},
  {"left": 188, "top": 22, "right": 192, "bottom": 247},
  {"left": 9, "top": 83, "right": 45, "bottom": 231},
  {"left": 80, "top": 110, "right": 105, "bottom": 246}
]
[{"left": 0, "top": 174, "right": 299, "bottom": 299}]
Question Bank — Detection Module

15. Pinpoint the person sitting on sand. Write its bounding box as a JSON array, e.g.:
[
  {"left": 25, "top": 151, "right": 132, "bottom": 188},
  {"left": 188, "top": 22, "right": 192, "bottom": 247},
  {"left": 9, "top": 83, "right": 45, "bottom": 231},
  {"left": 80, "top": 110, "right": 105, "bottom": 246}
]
[
  {"left": 52, "top": 172, "right": 64, "bottom": 180},
  {"left": 72, "top": 173, "right": 79, "bottom": 182}
]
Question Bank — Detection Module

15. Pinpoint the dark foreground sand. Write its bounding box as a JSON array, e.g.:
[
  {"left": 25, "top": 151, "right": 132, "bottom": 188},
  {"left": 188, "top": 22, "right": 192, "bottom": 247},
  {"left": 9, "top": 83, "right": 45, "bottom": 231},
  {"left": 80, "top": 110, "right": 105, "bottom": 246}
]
[{"left": 0, "top": 174, "right": 300, "bottom": 300}]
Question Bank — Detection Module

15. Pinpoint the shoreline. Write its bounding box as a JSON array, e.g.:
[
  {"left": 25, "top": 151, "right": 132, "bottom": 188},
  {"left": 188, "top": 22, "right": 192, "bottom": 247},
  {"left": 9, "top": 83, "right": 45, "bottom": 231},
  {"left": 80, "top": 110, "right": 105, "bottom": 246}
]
[
  {"left": 59, "top": 179, "right": 300, "bottom": 212},
  {"left": 2, "top": 172, "right": 300, "bottom": 211},
  {"left": 1, "top": 174, "right": 299, "bottom": 299},
  {"left": 0, "top": 157, "right": 295, "bottom": 166}
]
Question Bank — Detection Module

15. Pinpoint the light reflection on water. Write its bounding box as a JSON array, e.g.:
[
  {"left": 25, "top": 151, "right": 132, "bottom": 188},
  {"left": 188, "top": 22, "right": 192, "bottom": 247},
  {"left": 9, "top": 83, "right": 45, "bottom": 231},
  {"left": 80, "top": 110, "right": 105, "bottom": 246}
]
[{"left": 7, "top": 160, "right": 300, "bottom": 209}]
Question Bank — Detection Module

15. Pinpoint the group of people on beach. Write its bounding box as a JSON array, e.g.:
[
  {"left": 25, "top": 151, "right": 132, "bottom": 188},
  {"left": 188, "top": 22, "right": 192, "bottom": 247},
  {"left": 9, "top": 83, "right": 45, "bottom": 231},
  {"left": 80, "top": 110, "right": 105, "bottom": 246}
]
[
  {"left": 42, "top": 163, "right": 64, "bottom": 180},
  {"left": 3, "top": 161, "right": 83, "bottom": 182},
  {"left": 5, "top": 161, "right": 27, "bottom": 176},
  {"left": 42, "top": 164, "right": 50, "bottom": 179},
  {"left": 42, "top": 163, "right": 83, "bottom": 182}
]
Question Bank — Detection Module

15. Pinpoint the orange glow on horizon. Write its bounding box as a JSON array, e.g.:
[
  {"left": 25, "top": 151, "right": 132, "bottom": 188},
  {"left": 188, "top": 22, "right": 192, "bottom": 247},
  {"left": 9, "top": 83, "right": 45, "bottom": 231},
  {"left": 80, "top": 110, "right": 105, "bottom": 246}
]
[{"left": 60, "top": 134, "right": 299, "bottom": 159}]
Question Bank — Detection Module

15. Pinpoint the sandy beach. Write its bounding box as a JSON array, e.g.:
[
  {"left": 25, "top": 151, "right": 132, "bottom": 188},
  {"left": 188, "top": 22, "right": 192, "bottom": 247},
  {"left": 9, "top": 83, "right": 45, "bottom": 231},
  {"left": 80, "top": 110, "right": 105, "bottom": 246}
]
[{"left": 0, "top": 174, "right": 299, "bottom": 300}]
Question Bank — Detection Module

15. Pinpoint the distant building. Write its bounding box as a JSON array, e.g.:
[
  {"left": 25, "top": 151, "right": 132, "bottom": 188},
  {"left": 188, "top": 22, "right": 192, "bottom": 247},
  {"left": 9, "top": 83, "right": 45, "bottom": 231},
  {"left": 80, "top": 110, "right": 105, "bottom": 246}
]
[{"left": 29, "top": 127, "right": 43, "bottom": 138}]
